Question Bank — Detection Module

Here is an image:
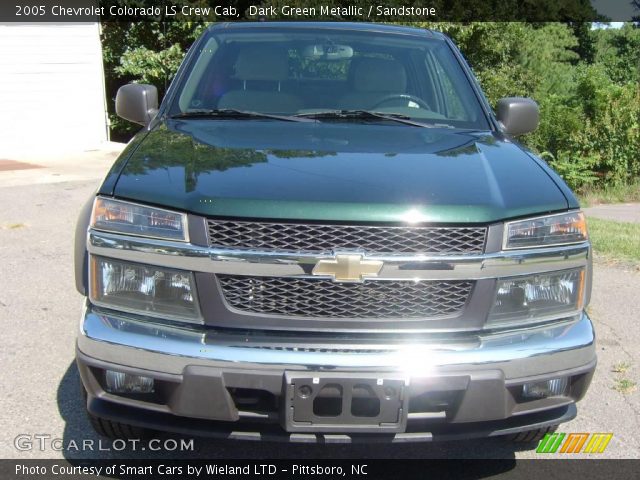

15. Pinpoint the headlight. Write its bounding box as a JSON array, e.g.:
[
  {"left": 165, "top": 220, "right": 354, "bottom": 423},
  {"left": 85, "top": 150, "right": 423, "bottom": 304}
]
[
  {"left": 503, "top": 211, "right": 587, "bottom": 249},
  {"left": 487, "top": 268, "right": 585, "bottom": 327},
  {"left": 90, "top": 256, "right": 202, "bottom": 323},
  {"left": 91, "top": 197, "right": 188, "bottom": 242}
]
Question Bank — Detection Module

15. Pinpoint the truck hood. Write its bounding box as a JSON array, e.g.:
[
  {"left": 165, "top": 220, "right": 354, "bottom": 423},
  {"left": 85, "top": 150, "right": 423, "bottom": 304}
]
[{"left": 111, "top": 119, "right": 568, "bottom": 223}]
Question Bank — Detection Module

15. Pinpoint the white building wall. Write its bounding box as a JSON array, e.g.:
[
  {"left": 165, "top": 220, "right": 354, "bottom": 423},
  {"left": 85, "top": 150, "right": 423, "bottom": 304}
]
[{"left": 0, "top": 22, "right": 108, "bottom": 153}]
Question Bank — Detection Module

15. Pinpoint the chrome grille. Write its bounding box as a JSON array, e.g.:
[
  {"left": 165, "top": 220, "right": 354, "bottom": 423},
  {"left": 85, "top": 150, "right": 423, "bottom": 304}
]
[
  {"left": 218, "top": 276, "right": 473, "bottom": 319},
  {"left": 207, "top": 220, "right": 486, "bottom": 255}
]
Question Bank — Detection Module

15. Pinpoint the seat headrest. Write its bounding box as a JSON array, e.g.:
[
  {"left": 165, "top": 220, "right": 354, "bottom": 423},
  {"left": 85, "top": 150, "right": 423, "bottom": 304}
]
[
  {"left": 234, "top": 46, "right": 289, "bottom": 82},
  {"left": 352, "top": 58, "right": 407, "bottom": 92}
]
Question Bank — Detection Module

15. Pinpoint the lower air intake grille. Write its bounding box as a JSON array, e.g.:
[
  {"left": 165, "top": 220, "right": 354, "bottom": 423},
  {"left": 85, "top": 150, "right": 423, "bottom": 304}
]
[{"left": 218, "top": 276, "right": 473, "bottom": 319}]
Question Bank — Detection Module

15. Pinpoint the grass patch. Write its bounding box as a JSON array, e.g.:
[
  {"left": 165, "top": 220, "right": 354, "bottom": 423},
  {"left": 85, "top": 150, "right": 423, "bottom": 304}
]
[
  {"left": 587, "top": 218, "right": 640, "bottom": 263},
  {"left": 612, "top": 362, "right": 631, "bottom": 374},
  {"left": 613, "top": 378, "right": 637, "bottom": 395},
  {"left": 579, "top": 181, "right": 640, "bottom": 207}
]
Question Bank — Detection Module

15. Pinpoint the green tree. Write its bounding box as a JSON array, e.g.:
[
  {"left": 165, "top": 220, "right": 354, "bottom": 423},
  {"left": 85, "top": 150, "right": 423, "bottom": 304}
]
[{"left": 592, "top": 23, "right": 640, "bottom": 84}]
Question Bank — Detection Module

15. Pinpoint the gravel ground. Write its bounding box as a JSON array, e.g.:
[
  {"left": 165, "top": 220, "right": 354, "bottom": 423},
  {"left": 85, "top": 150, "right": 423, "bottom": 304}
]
[{"left": 0, "top": 157, "right": 638, "bottom": 461}]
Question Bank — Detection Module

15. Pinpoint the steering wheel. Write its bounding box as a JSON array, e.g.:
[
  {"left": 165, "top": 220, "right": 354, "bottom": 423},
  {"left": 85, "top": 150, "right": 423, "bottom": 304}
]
[{"left": 372, "top": 94, "right": 431, "bottom": 111}]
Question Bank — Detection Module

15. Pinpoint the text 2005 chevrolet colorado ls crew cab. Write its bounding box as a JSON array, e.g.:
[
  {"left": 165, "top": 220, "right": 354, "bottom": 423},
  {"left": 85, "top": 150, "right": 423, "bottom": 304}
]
[{"left": 74, "top": 22, "right": 595, "bottom": 443}]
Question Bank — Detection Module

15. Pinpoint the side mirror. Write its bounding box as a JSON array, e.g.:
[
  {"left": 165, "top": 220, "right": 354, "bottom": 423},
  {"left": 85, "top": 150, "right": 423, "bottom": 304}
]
[
  {"left": 115, "top": 84, "right": 158, "bottom": 126},
  {"left": 496, "top": 97, "right": 539, "bottom": 136}
]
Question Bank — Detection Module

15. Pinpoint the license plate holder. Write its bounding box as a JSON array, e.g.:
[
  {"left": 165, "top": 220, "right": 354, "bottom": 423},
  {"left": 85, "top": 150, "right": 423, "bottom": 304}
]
[{"left": 284, "top": 372, "right": 408, "bottom": 433}]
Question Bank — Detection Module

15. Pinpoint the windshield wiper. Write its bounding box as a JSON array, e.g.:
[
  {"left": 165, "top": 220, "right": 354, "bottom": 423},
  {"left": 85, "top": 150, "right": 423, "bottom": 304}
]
[
  {"left": 295, "top": 110, "right": 449, "bottom": 128},
  {"left": 170, "top": 109, "right": 314, "bottom": 123}
]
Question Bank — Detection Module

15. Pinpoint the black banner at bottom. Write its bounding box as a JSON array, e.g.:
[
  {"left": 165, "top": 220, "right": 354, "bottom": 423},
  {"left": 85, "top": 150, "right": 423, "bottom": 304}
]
[{"left": 1, "top": 459, "right": 639, "bottom": 480}]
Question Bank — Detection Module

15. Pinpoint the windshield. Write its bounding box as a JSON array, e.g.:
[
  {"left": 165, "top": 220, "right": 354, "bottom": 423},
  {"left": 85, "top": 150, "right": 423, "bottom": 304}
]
[{"left": 170, "top": 26, "right": 490, "bottom": 130}]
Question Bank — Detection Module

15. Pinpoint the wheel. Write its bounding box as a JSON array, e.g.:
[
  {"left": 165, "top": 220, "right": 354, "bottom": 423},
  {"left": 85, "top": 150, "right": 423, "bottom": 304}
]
[
  {"left": 81, "top": 384, "right": 150, "bottom": 440},
  {"left": 88, "top": 413, "right": 150, "bottom": 440},
  {"left": 507, "top": 425, "right": 558, "bottom": 443}
]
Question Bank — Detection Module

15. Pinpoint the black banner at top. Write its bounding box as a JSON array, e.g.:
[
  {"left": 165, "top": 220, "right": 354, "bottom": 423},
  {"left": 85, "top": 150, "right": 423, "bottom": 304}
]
[{"left": 0, "top": 0, "right": 638, "bottom": 22}]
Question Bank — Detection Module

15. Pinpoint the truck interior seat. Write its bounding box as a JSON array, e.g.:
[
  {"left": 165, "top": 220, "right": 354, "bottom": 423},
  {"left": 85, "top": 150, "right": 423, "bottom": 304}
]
[
  {"left": 217, "top": 46, "right": 303, "bottom": 113},
  {"left": 337, "top": 57, "right": 408, "bottom": 110}
]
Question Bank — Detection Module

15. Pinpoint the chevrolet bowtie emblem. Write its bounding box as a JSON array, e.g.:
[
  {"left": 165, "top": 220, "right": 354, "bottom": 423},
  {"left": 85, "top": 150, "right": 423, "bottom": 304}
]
[{"left": 312, "top": 254, "right": 383, "bottom": 282}]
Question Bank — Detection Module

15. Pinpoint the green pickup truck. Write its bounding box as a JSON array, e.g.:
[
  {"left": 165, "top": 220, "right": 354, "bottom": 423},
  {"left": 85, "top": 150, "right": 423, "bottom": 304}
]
[{"left": 74, "top": 22, "right": 595, "bottom": 443}]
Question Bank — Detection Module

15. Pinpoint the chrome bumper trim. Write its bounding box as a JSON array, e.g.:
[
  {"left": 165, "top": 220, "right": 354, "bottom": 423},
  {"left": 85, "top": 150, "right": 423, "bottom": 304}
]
[
  {"left": 88, "top": 230, "right": 590, "bottom": 281},
  {"left": 78, "top": 303, "right": 596, "bottom": 379}
]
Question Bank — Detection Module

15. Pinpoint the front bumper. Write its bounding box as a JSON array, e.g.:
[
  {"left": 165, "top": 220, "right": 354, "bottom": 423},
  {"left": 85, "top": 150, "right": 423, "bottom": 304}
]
[{"left": 77, "top": 304, "right": 596, "bottom": 441}]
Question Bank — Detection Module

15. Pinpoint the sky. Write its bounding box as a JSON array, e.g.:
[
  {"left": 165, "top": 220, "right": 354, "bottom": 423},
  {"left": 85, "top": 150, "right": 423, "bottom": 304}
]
[{"left": 592, "top": 22, "right": 625, "bottom": 29}]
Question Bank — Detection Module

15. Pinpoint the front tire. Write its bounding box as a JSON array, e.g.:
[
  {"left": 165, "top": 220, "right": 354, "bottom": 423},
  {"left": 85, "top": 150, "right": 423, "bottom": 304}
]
[
  {"left": 88, "top": 413, "right": 150, "bottom": 440},
  {"left": 82, "top": 385, "right": 151, "bottom": 440}
]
